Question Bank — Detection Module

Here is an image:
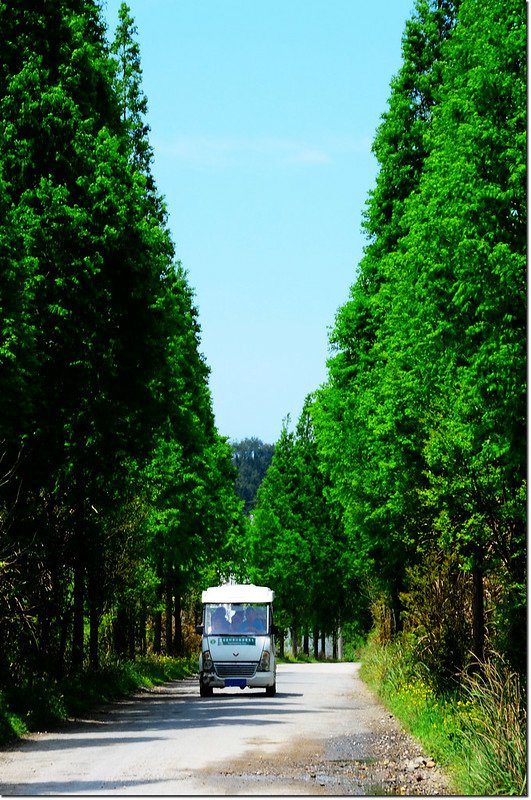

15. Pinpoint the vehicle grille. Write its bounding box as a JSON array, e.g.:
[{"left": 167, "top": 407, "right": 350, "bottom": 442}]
[{"left": 215, "top": 662, "right": 257, "bottom": 678}]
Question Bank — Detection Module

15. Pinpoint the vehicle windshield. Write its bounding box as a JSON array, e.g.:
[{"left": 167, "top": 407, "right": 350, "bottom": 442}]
[{"left": 205, "top": 603, "right": 269, "bottom": 635}]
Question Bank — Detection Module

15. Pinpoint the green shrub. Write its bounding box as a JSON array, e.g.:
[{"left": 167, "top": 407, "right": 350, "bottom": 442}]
[
  {"left": 341, "top": 621, "right": 368, "bottom": 661},
  {"left": 400, "top": 550, "right": 473, "bottom": 690},
  {"left": 0, "top": 690, "right": 27, "bottom": 742},
  {"left": 0, "top": 655, "right": 197, "bottom": 745},
  {"left": 5, "top": 674, "right": 67, "bottom": 730}
]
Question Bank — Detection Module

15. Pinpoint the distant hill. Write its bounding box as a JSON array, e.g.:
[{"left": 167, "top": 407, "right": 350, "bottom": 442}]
[{"left": 231, "top": 438, "right": 275, "bottom": 515}]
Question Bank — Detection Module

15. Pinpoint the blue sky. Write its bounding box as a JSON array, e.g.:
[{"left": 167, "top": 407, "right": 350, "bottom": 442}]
[{"left": 102, "top": 0, "right": 414, "bottom": 444}]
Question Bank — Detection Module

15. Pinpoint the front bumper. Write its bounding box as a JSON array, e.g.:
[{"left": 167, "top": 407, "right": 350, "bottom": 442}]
[{"left": 201, "top": 665, "right": 275, "bottom": 689}]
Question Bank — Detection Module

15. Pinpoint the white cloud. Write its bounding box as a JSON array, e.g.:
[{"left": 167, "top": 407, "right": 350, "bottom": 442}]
[{"left": 154, "top": 134, "right": 369, "bottom": 169}]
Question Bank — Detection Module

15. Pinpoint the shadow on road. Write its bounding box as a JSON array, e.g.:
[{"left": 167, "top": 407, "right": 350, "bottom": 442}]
[
  {"left": 0, "top": 678, "right": 308, "bottom": 755},
  {"left": 0, "top": 778, "right": 165, "bottom": 795}
]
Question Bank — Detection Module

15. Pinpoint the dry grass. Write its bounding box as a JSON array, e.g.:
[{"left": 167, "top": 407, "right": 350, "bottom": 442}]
[{"left": 457, "top": 657, "right": 527, "bottom": 795}]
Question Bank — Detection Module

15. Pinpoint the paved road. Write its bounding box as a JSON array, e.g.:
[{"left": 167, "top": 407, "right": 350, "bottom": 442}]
[{"left": 0, "top": 663, "right": 443, "bottom": 795}]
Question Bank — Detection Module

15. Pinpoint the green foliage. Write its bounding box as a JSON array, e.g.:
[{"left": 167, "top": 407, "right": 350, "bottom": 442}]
[
  {"left": 6, "top": 674, "right": 68, "bottom": 731},
  {"left": 0, "top": 691, "right": 27, "bottom": 742},
  {"left": 0, "top": 0, "right": 524, "bottom": 740},
  {"left": 457, "top": 658, "right": 527, "bottom": 795},
  {"left": 247, "top": 421, "right": 312, "bottom": 631},
  {"left": 313, "top": 0, "right": 467, "bottom": 631},
  {"left": 339, "top": 621, "right": 367, "bottom": 661},
  {"left": 110, "top": 2, "right": 153, "bottom": 175}
]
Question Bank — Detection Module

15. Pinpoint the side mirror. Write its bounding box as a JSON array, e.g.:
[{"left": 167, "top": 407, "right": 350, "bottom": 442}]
[
  {"left": 195, "top": 624, "right": 204, "bottom": 635},
  {"left": 271, "top": 624, "right": 278, "bottom": 635}
]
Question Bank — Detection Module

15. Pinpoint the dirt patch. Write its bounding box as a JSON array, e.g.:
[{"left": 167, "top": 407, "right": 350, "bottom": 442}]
[{"left": 200, "top": 714, "right": 454, "bottom": 796}]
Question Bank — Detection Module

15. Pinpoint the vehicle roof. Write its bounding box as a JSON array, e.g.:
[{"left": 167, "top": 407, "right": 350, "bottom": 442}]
[{"left": 202, "top": 583, "right": 274, "bottom": 604}]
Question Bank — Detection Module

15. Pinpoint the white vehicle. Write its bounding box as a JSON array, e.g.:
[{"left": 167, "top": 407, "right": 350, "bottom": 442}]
[{"left": 195, "top": 583, "right": 277, "bottom": 697}]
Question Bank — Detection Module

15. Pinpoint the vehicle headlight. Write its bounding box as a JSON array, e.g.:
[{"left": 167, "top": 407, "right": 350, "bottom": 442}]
[
  {"left": 258, "top": 649, "right": 270, "bottom": 672},
  {"left": 203, "top": 650, "right": 213, "bottom": 670}
]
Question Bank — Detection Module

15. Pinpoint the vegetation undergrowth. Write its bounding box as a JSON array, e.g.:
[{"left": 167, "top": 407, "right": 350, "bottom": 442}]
[
  {"left": 359, "top": 635, "right": 526, "bottom": 795},
  {"left": 277, "top": 653, "right": 319, "bottom": 664},
  {"left": 0, "top": 655, "right": 196, "bottom": 746}
]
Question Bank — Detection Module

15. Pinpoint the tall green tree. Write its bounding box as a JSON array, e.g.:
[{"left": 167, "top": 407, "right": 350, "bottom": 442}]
[
  {"left": 313, "top": 0, "right": 461, "bottom": 627},
  {"left": 110, "top": 2, "right": 156, "bottom": 184},
  {"left": 247, "top": 402, "right": 357, "bottom": 654},
  {"left": 314, "top": 0, "right": 525, "bottom": 677},
  {"left": 140, "top": 266, "right": 244, "bottom": 656},
  {"left": 0, "top": 0, "right": 146, "bottom": 674},
  {"left": 105, "top": 6, "right": 244, "bottom": 657},
  {"left": 246, "top": 422, "right": 310, "bottom": 645},
  {"left": 294, "top": 398, "right": 358, "bottom": 646},
  {"left": 386, "top": 0, "right": 526, "bottom": 669}
]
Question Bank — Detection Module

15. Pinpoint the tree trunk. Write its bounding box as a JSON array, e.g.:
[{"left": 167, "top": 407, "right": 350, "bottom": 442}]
[
  {"left": 291, "top": 617, "right": 298, "bottom": 658},
  {"left": 114, "top": 606, "right": 128, "bottom": 656},
  {"left": 87, "top": 569, "right": 102, "bottom": 671},
  {"left": 128, "top": 612, "right": 136, "bottom": 659},
  {"left": 72, "top": 558, "right": 84, "bottom": 669},
  {"left": 173, "top": 588, "right": 184, "bottom": 657},
  {"left": 165, "top": 582, "right": 173, "bottom": 656},
  {"left": 471, "top": 560, "right": 485, "bottom": 667},
  {"left": 303, "top": 630, "right": 309, "bottom": 656},
  {"left": 56, "top": 610, "right": 70, "bottom": 679},
  {"left": 313, "top": 627, "right": 319, "bottom": 660},
  {"left": 389, "top": 583, "right": 403, "bottom": 638},
  {"left": 154, "top": 610, "right": 162, "bottom": 654},
  {"left": 89, "top": 604, "right": 100, "bottom": 671},
  {"left": 139, "top": 610, "right": 147, "bottom": 655},
  {"left": 153, "top": 557, "right": 163, "bottom": 654}
]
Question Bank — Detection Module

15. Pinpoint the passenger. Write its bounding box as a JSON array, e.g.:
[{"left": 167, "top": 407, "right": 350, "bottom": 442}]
[
  {"left": 230, "top": 609, "right": 245, "bottom": 633},
  {"left": 254, "top": 609, "right": 267, "bottom": 633},
  {"left": 243, "top": 606, "right": 266, "bottom": 633},
  {"left": 209, "top": 606, "right": 230, "bottom": 634}
]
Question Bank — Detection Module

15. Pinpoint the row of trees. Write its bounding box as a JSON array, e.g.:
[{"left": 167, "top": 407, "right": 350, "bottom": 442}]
[
  {"left": 0, "top": 0, "right": 243, "bottom": 688},
  {"left": 246, "top": 0, "right": 525, "bottom": 682},
  {"left": 244, "top": 403, "right": 364, "bottom": 655},
  {"left": 0, "top": 0, "right": 524, "bottom": 697}
]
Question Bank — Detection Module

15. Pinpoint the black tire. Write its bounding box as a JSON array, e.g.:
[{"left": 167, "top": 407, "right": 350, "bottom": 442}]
[{"left": 265, "top": 681, "right": 276, "bottom": 697}]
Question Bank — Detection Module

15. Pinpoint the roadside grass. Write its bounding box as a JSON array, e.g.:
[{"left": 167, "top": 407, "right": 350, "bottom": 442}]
[
  {"left": 359, "top": 636, "right": 526, "bottom": 795},
  {"left": 0, "top": 654, "right": 197, "bottom": 746},
  {"left": 277, "top": 652, "right": 318, "bottom": 664}
]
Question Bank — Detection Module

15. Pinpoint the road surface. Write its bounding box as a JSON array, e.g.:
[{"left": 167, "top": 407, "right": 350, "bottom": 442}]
[{"left": 0, "top": 663, "right": 451, "bottom": 795}]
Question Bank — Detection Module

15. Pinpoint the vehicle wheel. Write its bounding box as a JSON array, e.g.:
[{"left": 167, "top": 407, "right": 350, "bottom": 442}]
[
  {"left": 200, "top": 682, "right": 213, "bottom": 697},
  {"left": 265, "top": 682, "right": 276, "bottom": 697}
]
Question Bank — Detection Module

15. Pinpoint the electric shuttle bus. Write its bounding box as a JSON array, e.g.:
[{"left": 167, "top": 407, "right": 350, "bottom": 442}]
[{"left": 195, "top": 583, "right": 277, "bottom": 697}]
